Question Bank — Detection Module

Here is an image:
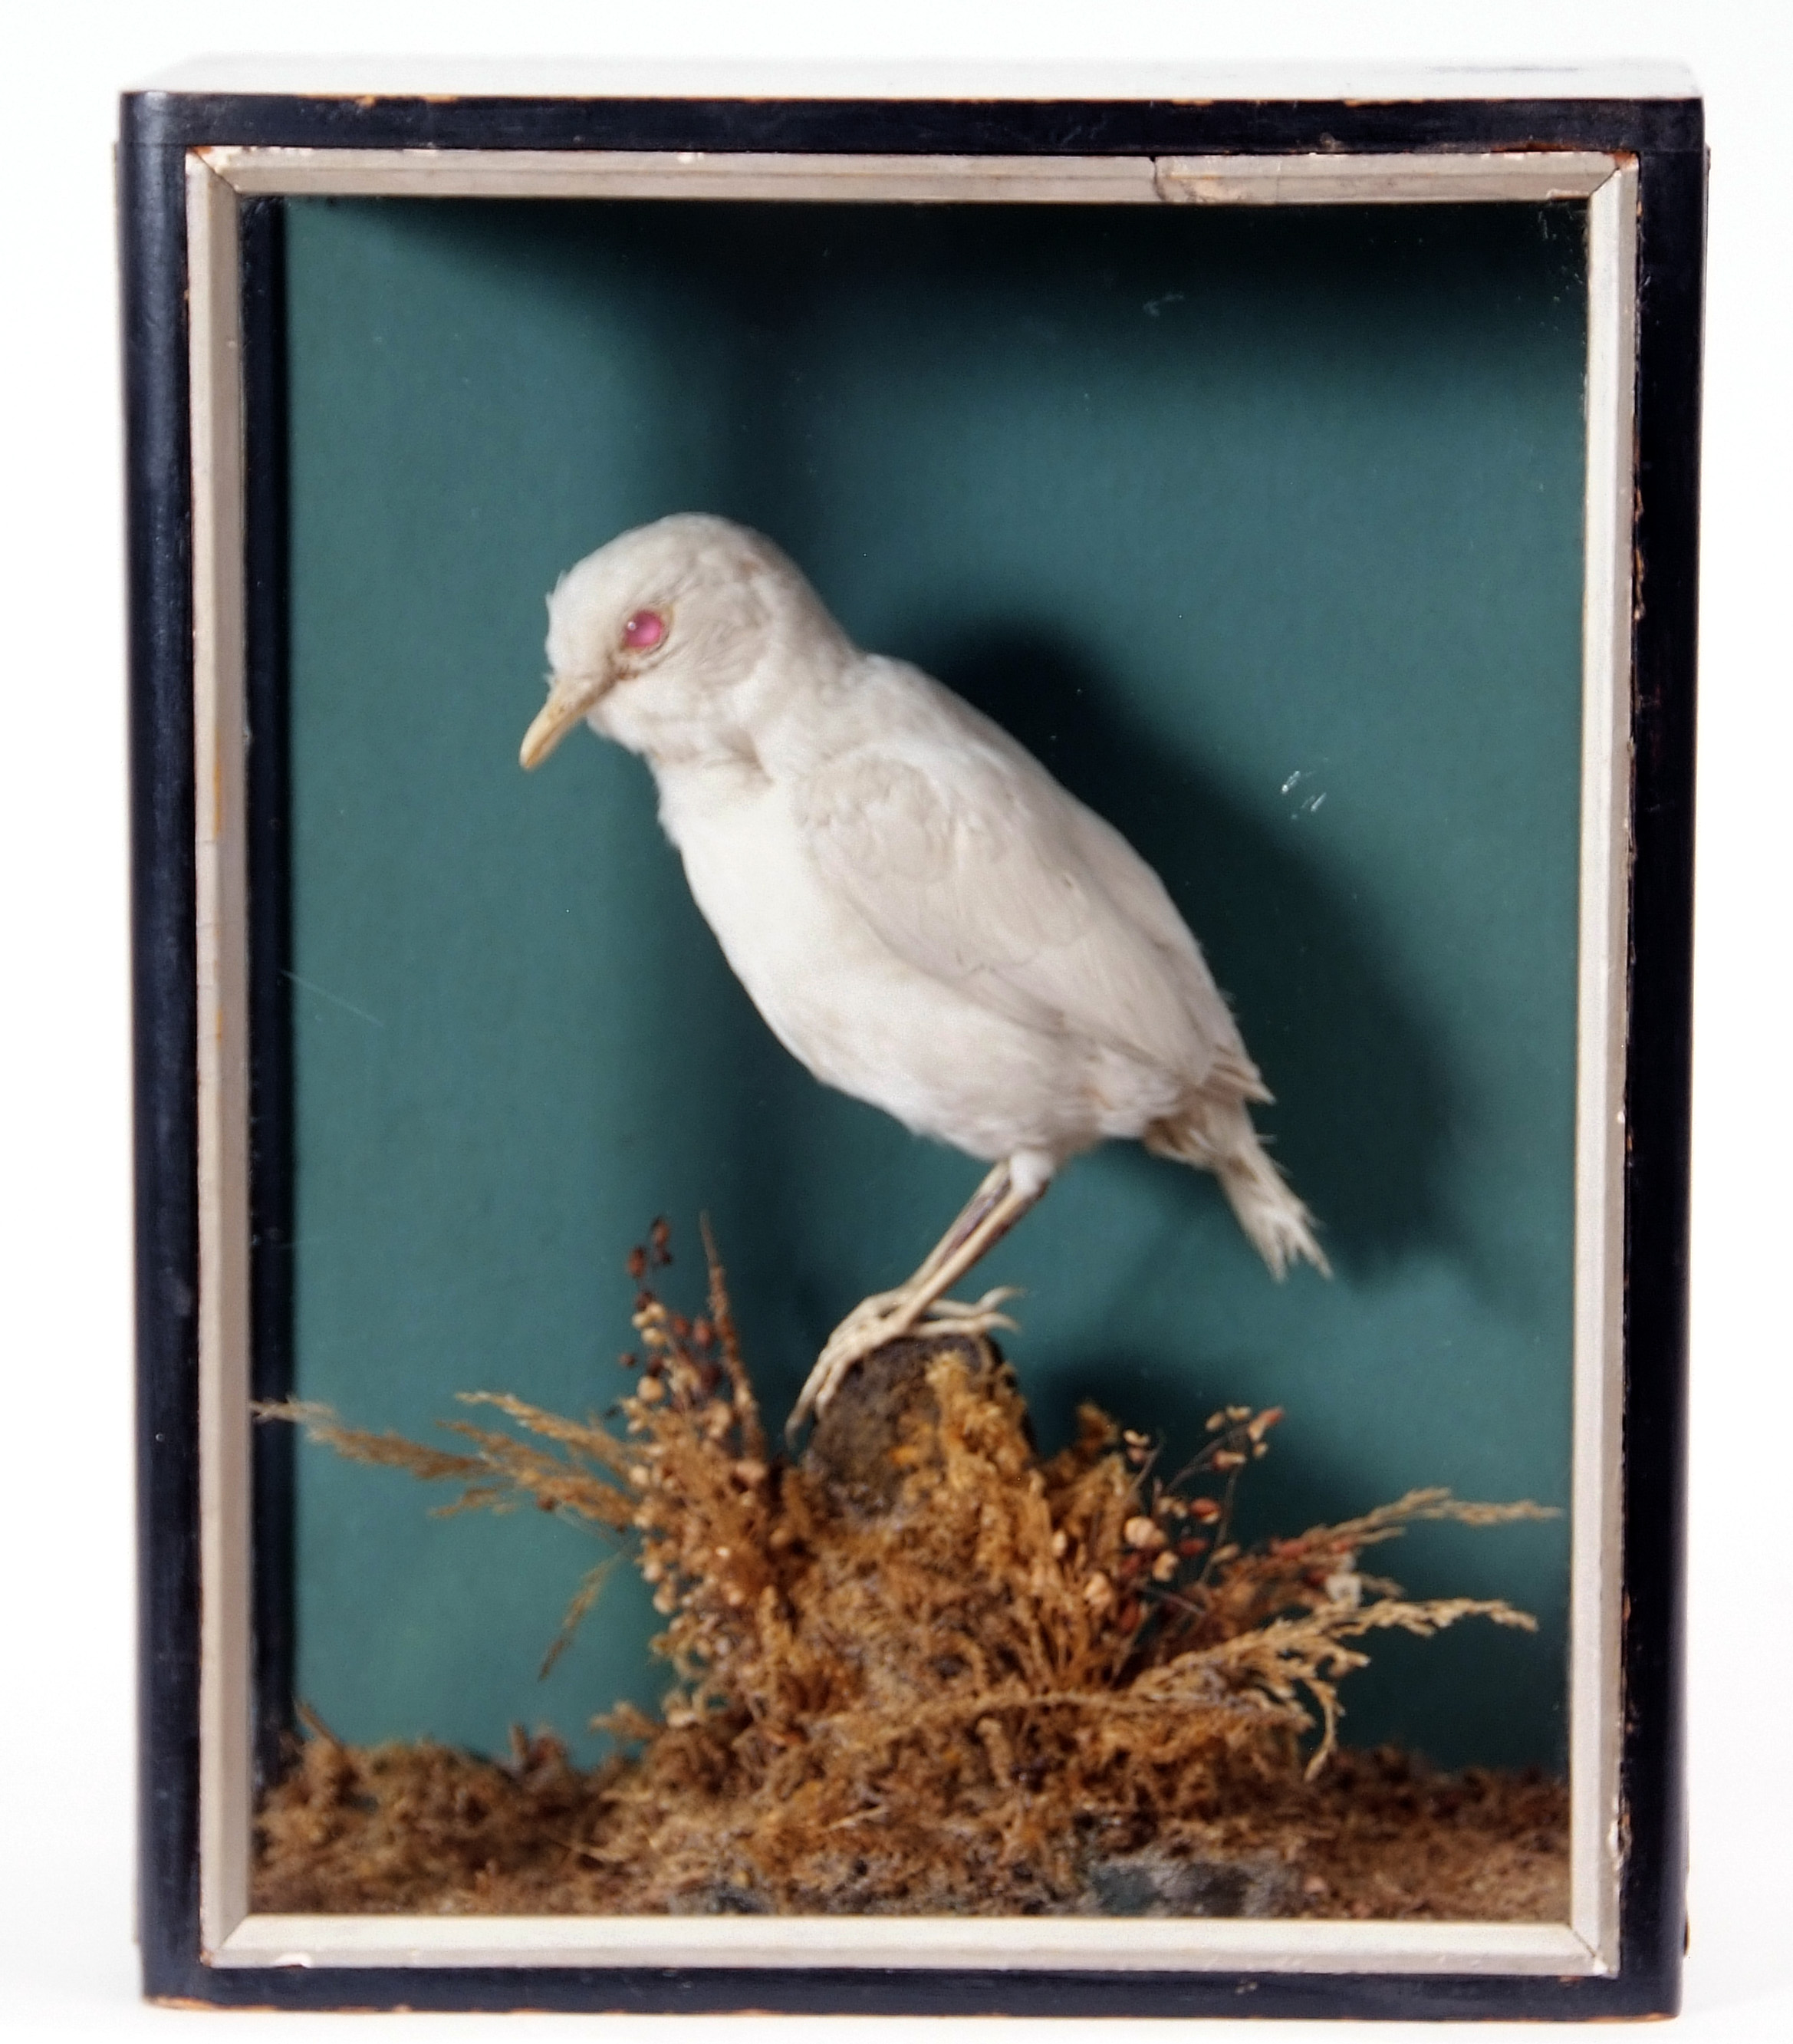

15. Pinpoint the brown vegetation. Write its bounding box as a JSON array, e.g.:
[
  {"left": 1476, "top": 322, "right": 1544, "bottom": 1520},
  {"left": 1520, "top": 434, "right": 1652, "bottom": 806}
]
[{"left": 256, "top": 1223, "right": 1564, "bottom": 1920}]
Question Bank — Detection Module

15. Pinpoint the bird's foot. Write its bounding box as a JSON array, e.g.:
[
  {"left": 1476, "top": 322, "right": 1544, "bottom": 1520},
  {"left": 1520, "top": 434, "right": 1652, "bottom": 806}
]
[
  {"left": 787, "top": 1287, "right": 1022, "bottom": 1440},
  {"left": 918, "top": 1285, "right": 1022, "bottom": 1339}
]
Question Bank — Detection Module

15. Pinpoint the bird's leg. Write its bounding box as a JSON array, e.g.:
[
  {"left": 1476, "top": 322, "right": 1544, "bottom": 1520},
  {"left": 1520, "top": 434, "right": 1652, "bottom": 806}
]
[
  {"left": 901, "top": 1158, "right": 1014, "bottom": 1290},
  {"left": 806, "top": 1160, "right": 1020, "bottom": 1365},
  {"left": 789, "top": 1152, "right": 1053, "bottom": 1437}
]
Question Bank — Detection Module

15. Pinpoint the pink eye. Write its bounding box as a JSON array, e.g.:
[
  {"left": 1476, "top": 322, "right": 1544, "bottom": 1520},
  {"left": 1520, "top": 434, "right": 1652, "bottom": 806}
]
[{"left": 623, "top": 608, "right": 666, "bottom": 650}]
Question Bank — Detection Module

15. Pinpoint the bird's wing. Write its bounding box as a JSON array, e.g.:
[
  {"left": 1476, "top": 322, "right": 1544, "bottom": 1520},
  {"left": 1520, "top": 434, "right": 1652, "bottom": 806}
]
[{"left": 797, "top": 667, "right": 1252, "bottom": 1089}]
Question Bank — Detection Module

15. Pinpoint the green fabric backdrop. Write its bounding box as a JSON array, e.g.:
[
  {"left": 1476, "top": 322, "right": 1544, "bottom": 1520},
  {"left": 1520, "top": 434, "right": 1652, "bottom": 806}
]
[{"left": 284, "top": 194, "right": 1585, "bottom": 1772}]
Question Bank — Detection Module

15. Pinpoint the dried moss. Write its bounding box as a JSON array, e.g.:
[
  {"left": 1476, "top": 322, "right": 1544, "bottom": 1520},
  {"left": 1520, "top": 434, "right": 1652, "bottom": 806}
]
[
  {"left": 255, "top": 1726, "right": 1567, "bottom": 1921},
  {"left": 257, "top": 1225, "right": 1564, "bottom": 1920}
]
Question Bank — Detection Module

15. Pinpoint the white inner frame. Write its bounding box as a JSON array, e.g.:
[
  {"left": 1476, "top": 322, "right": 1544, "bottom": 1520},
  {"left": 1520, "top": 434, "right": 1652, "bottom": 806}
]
[{"left": 186, "top": 143, "right": 1637, "bottom": 1977}]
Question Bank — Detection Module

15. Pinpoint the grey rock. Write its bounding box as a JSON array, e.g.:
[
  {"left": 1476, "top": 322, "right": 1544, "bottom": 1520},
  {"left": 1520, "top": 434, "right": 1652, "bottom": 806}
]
[{"left": 1084, "top": 1848, "right": 1298, "bottom": 1919}]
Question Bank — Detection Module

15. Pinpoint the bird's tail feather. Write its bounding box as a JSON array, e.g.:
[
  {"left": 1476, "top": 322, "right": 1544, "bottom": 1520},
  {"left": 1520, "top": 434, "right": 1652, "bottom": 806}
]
[{"left": 1145, "top": 1104, "right": 1330, "bottom": 1281}]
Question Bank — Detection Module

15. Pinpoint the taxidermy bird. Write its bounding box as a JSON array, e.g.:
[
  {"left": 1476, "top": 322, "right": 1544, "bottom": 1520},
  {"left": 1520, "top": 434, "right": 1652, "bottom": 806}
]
[{"left": 521, "top": 514, "right": 1326, "bottom": 1432}]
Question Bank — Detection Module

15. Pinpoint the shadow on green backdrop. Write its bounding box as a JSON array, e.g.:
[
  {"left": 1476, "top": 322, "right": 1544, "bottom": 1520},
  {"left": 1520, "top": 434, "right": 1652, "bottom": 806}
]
[{"left": 283, "top": 196, "right": 1584, "bottom": 1772}]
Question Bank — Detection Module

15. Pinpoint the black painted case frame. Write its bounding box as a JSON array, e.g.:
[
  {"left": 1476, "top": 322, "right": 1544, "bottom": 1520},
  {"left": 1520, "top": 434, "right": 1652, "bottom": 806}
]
[{"left": 123, "top": 81, "right": 1701, "bottom": 2019}]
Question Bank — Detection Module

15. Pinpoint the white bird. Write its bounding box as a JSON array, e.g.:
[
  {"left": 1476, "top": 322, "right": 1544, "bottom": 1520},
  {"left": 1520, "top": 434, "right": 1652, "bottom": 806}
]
[{"left": 521, "top": 515, "right": 1326, "bottom": 1432}]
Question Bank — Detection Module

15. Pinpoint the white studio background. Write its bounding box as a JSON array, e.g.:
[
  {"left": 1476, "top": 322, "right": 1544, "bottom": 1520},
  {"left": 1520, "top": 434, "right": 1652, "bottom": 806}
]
[{"left": 0, "top": 5, "right": 1783, "bottom": 2040}]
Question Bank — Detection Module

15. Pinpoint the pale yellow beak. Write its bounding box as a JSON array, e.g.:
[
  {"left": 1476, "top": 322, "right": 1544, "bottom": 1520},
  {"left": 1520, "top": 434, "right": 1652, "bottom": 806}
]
[{"left": 520, "top": 671, "right": 609, "bottom": 770}]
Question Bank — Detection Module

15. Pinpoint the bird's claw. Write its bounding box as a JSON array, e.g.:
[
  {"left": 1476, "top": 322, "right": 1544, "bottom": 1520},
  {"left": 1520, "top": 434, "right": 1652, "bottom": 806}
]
[
  {"left": 787, "top": 1286, "right": 1025, "bottom": 1442},
  {"left": 923, "top": 1284, "right": 1021, "bottom": 1331}
]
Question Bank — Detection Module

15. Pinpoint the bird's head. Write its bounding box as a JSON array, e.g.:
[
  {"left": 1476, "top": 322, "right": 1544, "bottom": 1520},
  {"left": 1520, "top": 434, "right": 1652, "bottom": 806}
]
[{"left": 521, "top": 513, "right": 848, "bottom": 772}]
